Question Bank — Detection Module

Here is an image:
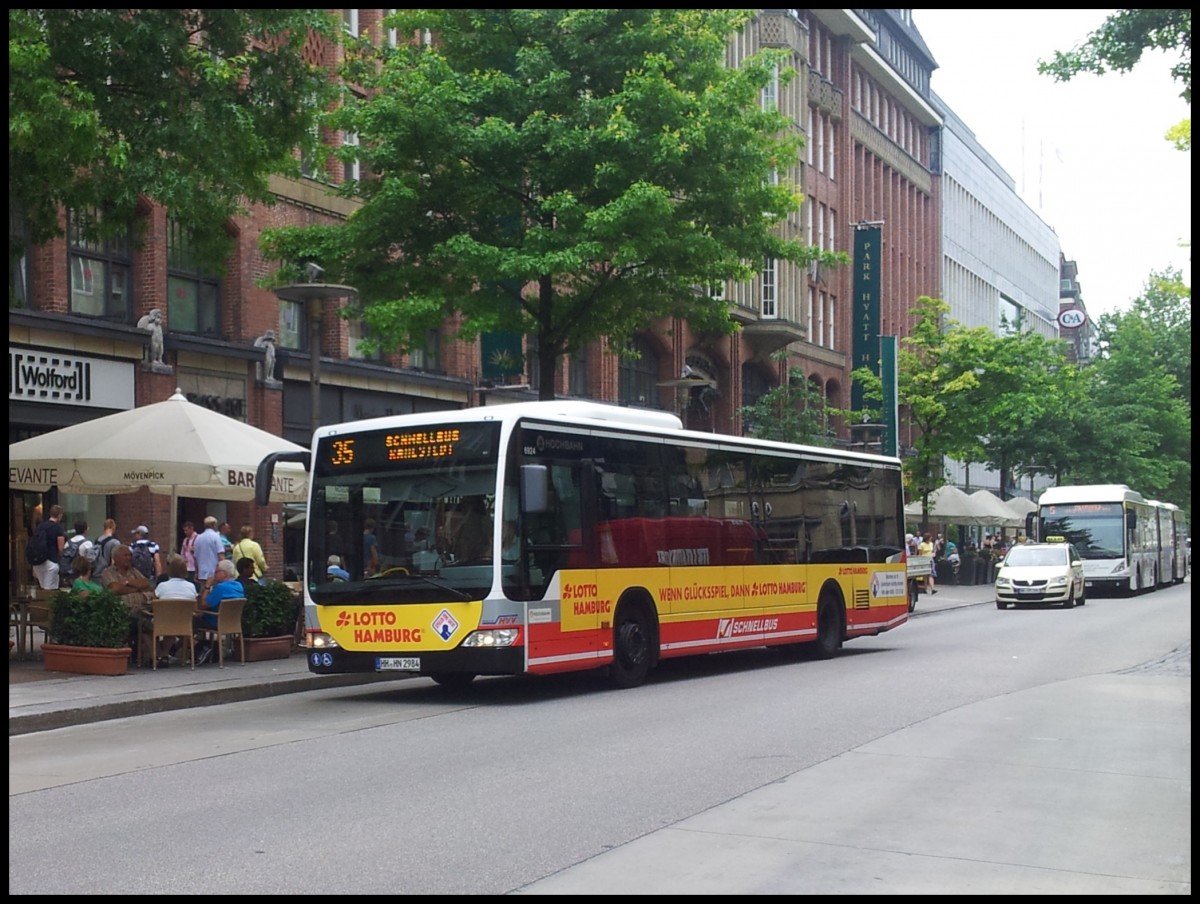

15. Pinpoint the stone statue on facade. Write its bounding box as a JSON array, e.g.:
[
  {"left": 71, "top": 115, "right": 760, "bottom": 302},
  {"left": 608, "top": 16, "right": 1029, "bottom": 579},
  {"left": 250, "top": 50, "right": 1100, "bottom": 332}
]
[
  {"left": 136, "top": 308, "right": 166, "bottom": 366},
  {"left": 254, "top": 329, "right": 279, "bottom": 385}
]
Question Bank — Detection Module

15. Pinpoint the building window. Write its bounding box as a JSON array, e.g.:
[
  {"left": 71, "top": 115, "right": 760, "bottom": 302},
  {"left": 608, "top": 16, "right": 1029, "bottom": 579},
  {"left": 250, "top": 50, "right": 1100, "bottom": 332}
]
[
  {"left": 68, "top": 208, "right": 132, "bottom": 319},
  {"left": 348, "top": 314, "right": 384, "bottom": 361},
  {"left": 761, "top": 257, "right": 778, "bottom": 319},
  {"left": 278, "top": 299, "right": 307, "bottom": 350},
  {"left": 299, "top": 92, "right": 323, "bottom": 180},
  {"left": 568, "top": 343, "right": 589, "bottom": 397},
  {"left": 342, "top": 9, "right": 359, "bottom": 37},
  {"left": 342, "top": 131, "right": 360, "bottom": 183},
  {"left": 619, "top": 336, "right": 660, "bottom": 408},
  {"left": 167, "top": 218, "right": 220, "bottom": 335},
  {"left": 762, "top": 64, "right": 779, "bottom": 112},
  {"left": 741, "top": 363, "right": 771, "bottom": 414},
  {"left": 409, "top": 328, "right": 441, "bottom": 371}
]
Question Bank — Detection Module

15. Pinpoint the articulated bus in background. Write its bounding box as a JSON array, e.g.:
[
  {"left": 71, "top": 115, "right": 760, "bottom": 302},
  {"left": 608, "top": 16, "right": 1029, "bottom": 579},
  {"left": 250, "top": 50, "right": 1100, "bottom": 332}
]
[
  {"left": 1034, "top": 484, "right": 1183, "bottom": 595},
  {"left": 1149, "top": 500, "right": 1190, "bottom": 586},
  {"left": 258, "top": 401, "right": 909, "bottom": 688}
]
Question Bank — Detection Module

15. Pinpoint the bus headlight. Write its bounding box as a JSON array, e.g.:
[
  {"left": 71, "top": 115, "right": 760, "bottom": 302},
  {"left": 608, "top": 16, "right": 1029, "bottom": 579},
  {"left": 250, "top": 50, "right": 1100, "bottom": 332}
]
[
  {"left": 461, "top": 628, "right": 520, "bottom": 648},
  {"left": 306, "top": 632, "right": 340, "bottom": 649}
]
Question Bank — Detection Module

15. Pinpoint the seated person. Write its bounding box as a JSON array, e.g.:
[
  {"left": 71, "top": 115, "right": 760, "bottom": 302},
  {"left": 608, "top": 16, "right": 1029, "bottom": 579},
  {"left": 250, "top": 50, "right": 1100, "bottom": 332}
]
[
  {"left": 236, "top": 556, "right": 258, "bottom": 595},
  {"left": 196, "top": 559, "right": 244, "bottom": 630},
  {"left": 501, "top": 521, "right": 521, "bottom": 563},
  {"left": 100, "top": 543, "right": 156, "bottom": 647},
  {"left": 156, "top": 554, "right": 199, "bottom": 602},
  {"left": 327, "top": 554, "right": 351, "bottom": 581},
  {"left": 70, "top": 554, "right": 104, "bottom": 598},
  {"left": 152, "top": 554, "right": 198, "bottom": 663},
  {"left": 451, "top": 497, "right": 493, "bottom": 563}
]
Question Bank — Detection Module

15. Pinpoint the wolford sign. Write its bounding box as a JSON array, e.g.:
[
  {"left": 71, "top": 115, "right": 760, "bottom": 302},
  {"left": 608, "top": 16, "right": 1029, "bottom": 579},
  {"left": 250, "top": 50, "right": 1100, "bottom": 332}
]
[{"left": 10, "top": 347, "right": 135, "bottom": 409}]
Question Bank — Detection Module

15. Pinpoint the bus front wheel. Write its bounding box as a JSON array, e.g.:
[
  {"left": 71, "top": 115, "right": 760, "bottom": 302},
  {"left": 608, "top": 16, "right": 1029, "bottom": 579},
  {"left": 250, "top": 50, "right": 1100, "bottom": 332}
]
[{"left": 610, "top": 604, "right": 653, "bottom": 689}]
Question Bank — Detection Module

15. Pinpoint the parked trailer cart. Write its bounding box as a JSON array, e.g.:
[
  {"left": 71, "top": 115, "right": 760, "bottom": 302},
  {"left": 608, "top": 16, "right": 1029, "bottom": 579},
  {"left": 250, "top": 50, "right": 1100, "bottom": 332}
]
[{"left": 906, "top": 555, "right": 933, "bottom": 612}]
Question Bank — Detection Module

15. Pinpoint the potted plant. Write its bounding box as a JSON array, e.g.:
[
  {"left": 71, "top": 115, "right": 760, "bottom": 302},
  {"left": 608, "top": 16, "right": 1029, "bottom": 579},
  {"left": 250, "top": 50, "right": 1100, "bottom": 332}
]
[
  {"left": 240, "top": 580, "right": 299, "bottom": 662},
  {"left": 43, "top": 588, "right": 132, "bottom": 675},
  {"left": 959, "top": 549, "right": 979, "bottom": 585}
]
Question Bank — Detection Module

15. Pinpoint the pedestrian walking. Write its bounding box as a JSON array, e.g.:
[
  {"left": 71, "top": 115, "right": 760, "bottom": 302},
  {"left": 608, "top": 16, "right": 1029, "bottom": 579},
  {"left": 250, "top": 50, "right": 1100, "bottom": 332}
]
[
  {"left": 179, "top": 520, "right": 198, "bottom": 584},
  {"left": 93, "top": 518, "right": 120, "bottom": 573},
  {"left": 28, "top": 504, "right": 67, "bottom": 590},
  {"left": 194, "top": 516, "right": 224, "bottom": 590}
]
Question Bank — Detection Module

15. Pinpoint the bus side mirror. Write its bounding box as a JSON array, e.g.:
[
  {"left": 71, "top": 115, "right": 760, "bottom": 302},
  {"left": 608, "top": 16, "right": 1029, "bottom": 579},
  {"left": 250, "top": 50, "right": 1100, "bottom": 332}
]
[
  {"left": 1127, "top": 510, "right": 1137, "bottom": 530},
  {"left": 521, "top": 464, "right": 549, "bottom": 514},
  {"left": 1024, "top": 511, "right": 1035, "bottom": 539}
]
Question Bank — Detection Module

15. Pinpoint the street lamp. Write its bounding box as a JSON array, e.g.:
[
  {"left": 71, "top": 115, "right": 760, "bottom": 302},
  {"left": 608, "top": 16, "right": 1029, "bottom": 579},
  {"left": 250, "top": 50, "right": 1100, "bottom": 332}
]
[{"left": 273, "top": 278, "right": 356, "bottom": 434}]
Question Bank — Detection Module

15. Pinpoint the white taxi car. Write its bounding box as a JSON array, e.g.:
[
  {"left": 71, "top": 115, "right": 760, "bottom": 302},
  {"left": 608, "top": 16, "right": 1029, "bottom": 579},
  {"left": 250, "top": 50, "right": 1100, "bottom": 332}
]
[{"left": 995, "top": 541, "right": 1086, "bottom": 609}]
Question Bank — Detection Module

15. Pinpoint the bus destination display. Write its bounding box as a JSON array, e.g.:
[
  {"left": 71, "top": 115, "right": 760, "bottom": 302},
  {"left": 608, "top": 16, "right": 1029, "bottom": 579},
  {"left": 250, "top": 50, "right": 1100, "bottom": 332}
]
[{"left": 320, "top": 424, "right": 500, "bottom": 472}]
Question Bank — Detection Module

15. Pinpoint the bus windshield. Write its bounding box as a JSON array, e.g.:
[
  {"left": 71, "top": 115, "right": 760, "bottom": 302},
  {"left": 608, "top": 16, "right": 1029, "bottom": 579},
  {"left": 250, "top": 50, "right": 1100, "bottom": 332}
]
[
  {"left": 307, "top": 422, "right": 502, "bottom": 604},
  {"left": 1039, "top": 502, "right": 1124, "bottom": 559}
]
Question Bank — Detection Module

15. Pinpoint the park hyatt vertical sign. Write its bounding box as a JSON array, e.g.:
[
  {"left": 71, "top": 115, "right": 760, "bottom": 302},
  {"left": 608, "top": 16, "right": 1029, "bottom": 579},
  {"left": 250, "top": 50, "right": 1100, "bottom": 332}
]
[
  {"left": 852, "top": 227, "right": 881, "bottom": 413},
  {"left": 9, "top": 347, "right": 135, "bottom": 410}
]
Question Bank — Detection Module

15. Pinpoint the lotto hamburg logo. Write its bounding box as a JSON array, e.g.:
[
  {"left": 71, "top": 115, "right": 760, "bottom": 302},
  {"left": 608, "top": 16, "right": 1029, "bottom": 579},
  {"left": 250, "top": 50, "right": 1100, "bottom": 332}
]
[{"left": 336, "top": 609, "right": 422, "bottom": 643}]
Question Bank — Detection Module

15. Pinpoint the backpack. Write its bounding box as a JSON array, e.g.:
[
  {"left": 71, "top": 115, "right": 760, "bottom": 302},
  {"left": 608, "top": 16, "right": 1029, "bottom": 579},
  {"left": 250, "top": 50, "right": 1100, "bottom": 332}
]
[
  {"left": 94, "top": 534, "right": 118, "bottom": 573},
  {"left": 131, "top": 541, "right": 157, "bottom": 580},
  {"left": 60, "top": 535, "right": 85, "bottom": 578},
  {"left": 25, "top": 525, "right": 50, "bottom": 566}
]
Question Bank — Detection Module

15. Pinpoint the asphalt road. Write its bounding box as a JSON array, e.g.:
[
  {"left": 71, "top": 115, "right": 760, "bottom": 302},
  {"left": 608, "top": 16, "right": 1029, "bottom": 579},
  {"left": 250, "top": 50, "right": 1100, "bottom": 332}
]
[{"left": 9, "top": 582, "right": 1190, "bottom": 894}]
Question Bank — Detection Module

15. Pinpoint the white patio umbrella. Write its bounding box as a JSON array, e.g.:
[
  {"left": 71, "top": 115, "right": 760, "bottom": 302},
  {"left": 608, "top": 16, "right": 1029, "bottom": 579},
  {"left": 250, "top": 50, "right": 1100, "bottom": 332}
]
[
  {"left": 1005, "top": 495, "right": 1038, "bottom": 520},
  {"left": 966, "top": 490, "right": 1024, "bottom": 529},
  {"left": 9, "top": 388, "right": 308, "bottom": 543},
  {"left": 904, "top": 484, "right": 983, "bottom": 524}
]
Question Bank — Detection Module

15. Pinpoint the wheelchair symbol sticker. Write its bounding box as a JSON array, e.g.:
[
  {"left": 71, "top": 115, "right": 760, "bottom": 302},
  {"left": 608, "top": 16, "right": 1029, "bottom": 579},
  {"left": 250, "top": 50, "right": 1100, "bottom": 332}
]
[{"left": 432, "top": 609, "right": 460, "bottom": 641}]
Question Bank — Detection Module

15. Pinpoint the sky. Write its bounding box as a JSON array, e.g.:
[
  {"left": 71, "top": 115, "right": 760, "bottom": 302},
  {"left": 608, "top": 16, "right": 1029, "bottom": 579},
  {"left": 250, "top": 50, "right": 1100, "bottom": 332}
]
[{"left": 911, "top": 9, "right": 1191, "bottom": 317}]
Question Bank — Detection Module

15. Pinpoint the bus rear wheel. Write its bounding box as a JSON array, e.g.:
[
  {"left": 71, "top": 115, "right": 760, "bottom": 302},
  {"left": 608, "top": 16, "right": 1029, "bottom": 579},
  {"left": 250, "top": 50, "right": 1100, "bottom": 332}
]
[
  {"left": 813, "top": 599, "right": 844, "bottom": 659},
  {"left": 610, "top": 605, "right": 653, "bottom": 689}
]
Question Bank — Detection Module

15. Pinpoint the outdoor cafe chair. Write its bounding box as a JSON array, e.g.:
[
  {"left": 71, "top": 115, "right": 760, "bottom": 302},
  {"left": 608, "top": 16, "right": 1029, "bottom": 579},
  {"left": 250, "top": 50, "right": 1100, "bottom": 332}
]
[
  {"left": 196, "top": 597, "right": 246, "bottom": 668},
  {"left": 143, "top": 598, "right": 197, "bottom": 670}
]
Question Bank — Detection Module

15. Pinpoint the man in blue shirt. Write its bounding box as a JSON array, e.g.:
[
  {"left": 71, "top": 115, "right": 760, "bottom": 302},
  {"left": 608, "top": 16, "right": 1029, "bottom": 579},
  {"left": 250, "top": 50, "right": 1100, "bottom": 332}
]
[
  {"left": 196, "top": 559, "right": 243, "bottom": 630},
  {"left": 327, "top": 555, "right": 351, "bottom": 581}
]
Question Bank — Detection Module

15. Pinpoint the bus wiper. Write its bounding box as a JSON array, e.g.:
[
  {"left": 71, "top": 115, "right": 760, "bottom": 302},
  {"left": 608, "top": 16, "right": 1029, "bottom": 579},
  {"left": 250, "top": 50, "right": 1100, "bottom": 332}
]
[{"left": 404, "top": 571, "right": 472, "bottom": 601}]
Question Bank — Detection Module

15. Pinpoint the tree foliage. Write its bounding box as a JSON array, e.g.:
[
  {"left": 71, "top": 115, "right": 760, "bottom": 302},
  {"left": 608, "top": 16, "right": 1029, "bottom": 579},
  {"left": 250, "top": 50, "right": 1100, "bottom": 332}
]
[
  {"left": 1073, "top": 269, "right": 1192, "bottom": 507},
  {"left": 850, "top": 297, "right": 984, "bottom": 531},
  {"left": 859, "top": 277, "right": 1191, "bottom": 524},
  {"left": 1037, "top": 9, "right": 1192, "bottom": 103},
  {"left": 9, "top": 9, "right": 337, "bottom": 267},
  {"left": 260, "top": 9, "right": 843, "bottom": 398},
  {"left": 740, "top": 351, "right": 834, "bottom": 447}
]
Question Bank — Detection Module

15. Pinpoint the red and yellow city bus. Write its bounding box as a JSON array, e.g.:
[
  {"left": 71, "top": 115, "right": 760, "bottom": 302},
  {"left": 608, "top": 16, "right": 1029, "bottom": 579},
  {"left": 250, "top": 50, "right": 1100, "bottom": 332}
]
[{"left": 259, "top": 401, "right": 909, "bottom": 688}]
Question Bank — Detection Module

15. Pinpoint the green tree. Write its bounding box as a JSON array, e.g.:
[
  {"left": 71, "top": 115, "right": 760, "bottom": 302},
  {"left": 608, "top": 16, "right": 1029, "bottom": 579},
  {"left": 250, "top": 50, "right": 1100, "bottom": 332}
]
[
  {"left": 1038, "top": 9, "right": 1191, "bottom": 155},
  {"left": 1037, "top": 9, "right": 1192, "bottom": 103},
  {"left": 9, "top": 9, "right": 337, "bottom": 267},
  {"left": 740, "top": 351, "right": 833, "bottom": 446},
  {"left": 260, "top": 9, "right": 843, "bottom": 398},
  {"left": 1075, "top": 273, "right": 1192, "bottom": 509},
  {"left": 850, "top": 297, "right": 984, "bottom": 532},
  {"left": 964, "top": 328, "right": 1074, "bottom": 499}
]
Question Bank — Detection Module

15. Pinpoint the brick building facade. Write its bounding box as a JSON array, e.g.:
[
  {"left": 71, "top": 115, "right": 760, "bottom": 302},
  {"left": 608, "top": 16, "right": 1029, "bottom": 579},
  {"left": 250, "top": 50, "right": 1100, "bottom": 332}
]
[{"left": 9, "top": 10, "right": 950, "bottom": 594}]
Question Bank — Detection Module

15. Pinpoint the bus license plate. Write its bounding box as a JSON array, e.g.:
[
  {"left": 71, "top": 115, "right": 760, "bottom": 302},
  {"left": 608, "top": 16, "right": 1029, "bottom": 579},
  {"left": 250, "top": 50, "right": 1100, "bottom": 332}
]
[{"left": 377, "top": 657, "right": 420, "bottom": 671}]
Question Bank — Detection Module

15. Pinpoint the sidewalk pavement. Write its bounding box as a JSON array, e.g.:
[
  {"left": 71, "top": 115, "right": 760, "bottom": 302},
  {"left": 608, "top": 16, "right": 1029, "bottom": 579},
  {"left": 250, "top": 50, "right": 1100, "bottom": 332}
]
[{"left": 9, "top": 581, "right": 994, "bottom": 736}]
